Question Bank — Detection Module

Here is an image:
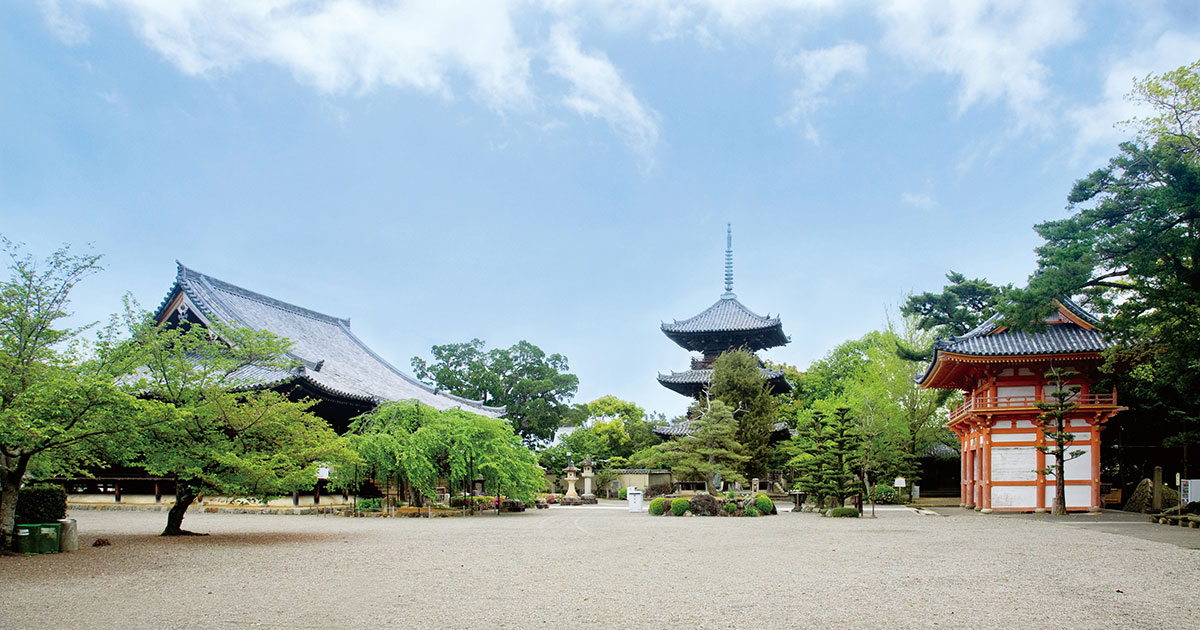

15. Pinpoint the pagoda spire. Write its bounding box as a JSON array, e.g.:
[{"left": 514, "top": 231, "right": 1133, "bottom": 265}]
[{"left": 721, "top": 223, "right": 736, "bottom": 300}]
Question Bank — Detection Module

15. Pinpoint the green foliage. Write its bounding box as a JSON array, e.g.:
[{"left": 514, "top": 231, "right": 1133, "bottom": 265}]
[
  {"left": 1004, "top": 138, "right": 1200, "bottom": 448},
  {"left": 744, "top": 505, "right": 761, "bottom": 517},
  {"left": 787, "top": 408, "right": 862, "bottom": 508},
  {"left": 649, "top": 496, "right": 666, "bottom": 515},
  {"left": 541, "top": 396, "right": 664, "bottom": 471},
  {"left": 356, "top": 498, "right": 382, "bottom": 511},
  {"left": 670, "top": 497, "right": 690, "bottom": 516},
  {"left": 411, "top": 339, "right": 580, "bottom": 443},
  {"left": 15, "top": 483, "right": 66, "bottom": 524},
  {"left": 902, "top": 271, "right": 1007, "bottom": 340},
  {"left": 618, "top": 487, "right": 628, "bottom": 500},
  {"left": 754, "top": 494, "right": 774, "bottom": 514},
  {"left": 829, "top": 507, "right": 860, "bottom": 518},
  {"left": 348, "top": 400, "right": 544, "bottom": 505},
  {"left": 0, "top": 240, "right": 163, "bottom": 546},
  {"left": 865, "top": 485, "right": 898, "bottom": 504},
  {"left": 1124, "top": 60, "right": 1200, "bottom": 160},
  {"left": 635, "top": 400, "right": 748, "bottom": 492},
  {"left": 723, "top": 501, "right": 737, "bottom": 515},
  {"left": 687, "top": 492, "right": 721, "bottom": 516},
  {"left": 709, "top": 349, "right": 776, "bottom": 477},
  {"left": 128, "top": 311, "right": 355, "bottom": 534}
]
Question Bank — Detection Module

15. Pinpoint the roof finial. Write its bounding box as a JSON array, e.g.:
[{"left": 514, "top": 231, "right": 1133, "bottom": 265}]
[{"left": 721, "top": 223, "right": 736, "bottom": 300}]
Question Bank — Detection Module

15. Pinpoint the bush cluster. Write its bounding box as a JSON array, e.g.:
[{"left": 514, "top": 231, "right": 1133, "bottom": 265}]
[
  {"left": 649, "top": 497, "right": 666, "bottom": 516},
  {"left": 670, "top": 498, "right": 690, "bottom": 516},
  {"left": 723, "top": 502, "right": 737, "bottom": 515},
  {"left": 356, "top": 498, "right": 382, "bottom": 511},
  {"left": 866, "top": 485, "right": 898, "bottom": 504},
  {"left": 687, "top": 493, "right": 721, "bottom": 516},
  {"left": 829, "top": 507, "right": 860, "bottom": 518},
  {"left": 16, "top": 483, "right": 67, "bottom": 524},
  {"left": 618, "top": 487, "right": 628, "bottom": 500},
  {"left": 754, "top": 494, "right": 775, "bottom": 515},
  {"left": 744, "top": 505, "right": 761, "bottom": 517}
]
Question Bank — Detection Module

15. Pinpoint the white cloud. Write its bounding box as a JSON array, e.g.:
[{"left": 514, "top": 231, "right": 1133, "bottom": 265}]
[
  {"left": 901, "top": 192, "right": 937, "bottom": 210},
  {"left": 546, "top": 22, "right": 660, "bottom": 164},
  {"left": 878, "top": 0, "right": 1083, "bottom": 130},
  {"left": 90, "top": 0, "right": 534, "bottom": 110},
  {"left": 779, "top": 42, "right": 868, "bottom": 137},
  {"left": 1066, "top": 30, "right": 1200, "bottom": 166},
  {"left": 38, "top": 0, "right": 91, "bottom": 45}
]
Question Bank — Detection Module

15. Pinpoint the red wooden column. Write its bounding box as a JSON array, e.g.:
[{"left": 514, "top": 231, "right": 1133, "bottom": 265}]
[
  {"left": 1034, "top": 419, "right": 1047, "bottom": 513},
  {"left": 960, "top": 438, "right": 969, "bottom": 507},
  {"left": 1089, "top": 419, "right": 1103, "bottom": 512},
  {"left": 980, "top": 422, "right": 993, "bottom": 513}
]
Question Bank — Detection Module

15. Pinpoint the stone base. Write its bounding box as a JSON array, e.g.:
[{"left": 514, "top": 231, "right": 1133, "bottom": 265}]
[
  {"left": 559, "top": 496, "right": 583, "bottom": 506},
  {"left": 581, "top": 494, "right": 597, "bottom": 505},
  {"left": 980, "top": 508, "right": 993, "bottom": 514}
]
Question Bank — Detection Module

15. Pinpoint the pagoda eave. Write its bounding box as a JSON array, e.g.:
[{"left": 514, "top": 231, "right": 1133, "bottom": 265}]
[{"left": 662, "top": 328, "right": 788, "bottom": 354}]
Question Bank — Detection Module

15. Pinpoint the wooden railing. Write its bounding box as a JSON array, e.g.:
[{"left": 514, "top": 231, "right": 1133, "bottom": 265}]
[{"left": 948, "top": 392, "right": 1118, "bottom": 424}]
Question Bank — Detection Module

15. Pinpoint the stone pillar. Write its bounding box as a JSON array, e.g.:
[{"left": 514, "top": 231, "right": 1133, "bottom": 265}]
[
  {"left": 1153, "top": 466, "right": 1163, "bottom": 511},
  {"left": 580, "top": 456, "right": 597, "bottom": 504}
]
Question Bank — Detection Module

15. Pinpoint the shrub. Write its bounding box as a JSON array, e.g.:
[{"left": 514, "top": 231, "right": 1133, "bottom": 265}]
[
  {"left": 356, "top": 498, "right": 382, "bottom": 511},
  {"left": 723, "top": 502, "right": 737, "bottom": 515},
  {"left": 866, "top": 485, "right": 898, "bottom": 504},
  {"left": 649, "top": 497, "right": 666, "bottom": 516},
  {"left": 829, "top": 507, "right": 860, "bottom": 518},
  {"left": 755, "top": 494, "right": 775, "bottom": 515},
  {"left": 688, "top": 493, "right": 721, "bottom": 516},
  {"left": 619, "top": 487, "right": 628, "bottom": 500},
  {"left": 16, "top": 483, "right": 67, "bottom": 524},
  {"left": 744, "top": 505, "right": 761, "bottom": 517},
  {"left": 670, "top": 498, "right": 690, "bottom": 516}
]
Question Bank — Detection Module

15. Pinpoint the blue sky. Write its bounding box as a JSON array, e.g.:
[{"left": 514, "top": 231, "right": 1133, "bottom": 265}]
[{"left": 4, "top": 1, "right": 1199, "bottom": 417}]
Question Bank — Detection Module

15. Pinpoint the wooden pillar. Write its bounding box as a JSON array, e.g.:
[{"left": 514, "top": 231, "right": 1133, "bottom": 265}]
[
  {"left": 960, "top": 439, "right": 969, "bottom": 507},
  {"left": 1035, "top": 419, "right": 1047, "bottom": 513},
  {"left": 114, "top": 482, "right": 121, "bottom": 504},
  {"left": 314, "top": 482, "right": 321, "bottom": 505},
  {"left": 980, "top": 423, "right": 993, "bottom": 513},
  {"left": 1089, "top": 423, "right": 1102, "bottom": 512},
  {"left": 154, "top": 482, "right": 162, "bottom": 504},
  {"left": 292, "top": 491, "right": 300, "bottom": 507}
]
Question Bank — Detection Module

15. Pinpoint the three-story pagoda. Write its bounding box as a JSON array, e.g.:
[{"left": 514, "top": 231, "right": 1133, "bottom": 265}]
[{"left": 657, "top": 225, "right": 791, "bottom": 399}]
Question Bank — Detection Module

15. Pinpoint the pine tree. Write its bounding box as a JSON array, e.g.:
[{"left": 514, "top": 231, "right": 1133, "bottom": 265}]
[
  {"left": 709, "top": 348, "right": 776, "bottom": 477},
  {"left": 1035, "top": 368, "right": 1085, "bottom": 516}
]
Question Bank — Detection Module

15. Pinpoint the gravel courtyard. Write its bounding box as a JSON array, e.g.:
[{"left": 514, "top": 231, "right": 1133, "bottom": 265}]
[{"left": 2, "top": 504, "right": 1197, "bottom": 629}]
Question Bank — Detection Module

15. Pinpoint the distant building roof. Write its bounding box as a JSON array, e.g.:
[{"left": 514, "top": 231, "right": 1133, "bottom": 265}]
[
  {"left": 661, "top": 297, "right": 788, "bottom": 352},
  {"left": 656, "top": 367, "right": 791, "bottom": 397},
  {"left": 155, "top": 262, "right": 504, "bottom": 417},
  {"left": 653, "top": 419, "right": 792, "bottom": 440},
  {"left": 616, "top": 469, "right": 671, "bottom": 475}
]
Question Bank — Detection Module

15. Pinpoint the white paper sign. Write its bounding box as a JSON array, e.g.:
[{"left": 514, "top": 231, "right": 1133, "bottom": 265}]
[{"left": 894, "top": 477, "right": 906, "bottom": 488}]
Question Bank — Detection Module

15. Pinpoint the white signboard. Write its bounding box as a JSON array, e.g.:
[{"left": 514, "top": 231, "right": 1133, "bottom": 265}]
[
  {"left": 1183, "top": 479, "right": 1200, "bottom": 504},
  {"left": 893, "top": 477, "right": 906, "bottom": 488},
  {"left": 317, "top": 466, "right": 331, "bottom": 480}
]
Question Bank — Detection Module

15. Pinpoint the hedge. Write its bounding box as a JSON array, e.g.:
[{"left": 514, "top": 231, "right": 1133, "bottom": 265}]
[{"left": 16, "top": 483, "right": 67, "bottom": 524}]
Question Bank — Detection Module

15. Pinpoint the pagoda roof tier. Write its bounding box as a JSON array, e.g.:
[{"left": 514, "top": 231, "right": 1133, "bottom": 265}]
[
  {"left": 661, "top": 297, "right": 788, "bottom": 352},
  {"left": 154, "top": 262, "right": 505, "bottom": 417},
  {"left": 917, "top": 298, "right": 1110, "bottom": 390},
  {"left": 657, "top": 367, "right": 791, "bottom": 398},
  {"left": 654, "top": 419, "right": 792, "bottom": 441}
]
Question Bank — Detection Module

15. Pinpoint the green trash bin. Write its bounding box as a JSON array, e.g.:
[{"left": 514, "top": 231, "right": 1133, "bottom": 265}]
[
  {"left": 14, "top": 524, "right": 37, "bottom": 555},
  {"left": 35, "top": 522, "right": 61, "bottom": 555}
]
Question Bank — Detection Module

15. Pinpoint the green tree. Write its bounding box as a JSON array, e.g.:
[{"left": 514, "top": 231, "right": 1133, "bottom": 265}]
[
  {"left": 1004, "top": 139, "right": 1200, "bottom": 442},
  {"left": 1125, "top": 59, "right": 1200, "bottom": 160},
  {"left": 784, "top": 410, "right": 830, "bottom": 508},
  {"left": 350, "top": 401, "right": 544, "bottom": 505},
  {"left": 708, "top": 349, "right": 776, "bottom": 477},
  {"left": 0, "top": 241, "right": 162, "bottom": 547},
  {"left": 1035, "top": 369, "right": 1084, "bottom": 516},
  {"left": 130, "top": 312, "right": 353, "bottom": 535},
  {"left": 640, "top": 400, "right": 747, "bottom": 492},
  {"left": 412, "top": 339, "right": 580, "bottom": 443},
  {"left": 821, "top": 407, "right": 862, "bottom": 507},
  {"left": 900, "top": 272, "right": 1007, "bottom": 360}
]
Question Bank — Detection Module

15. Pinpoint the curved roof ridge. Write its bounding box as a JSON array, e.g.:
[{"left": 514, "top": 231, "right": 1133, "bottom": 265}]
[
  {"left": 662, "top": 297, "right": 781, "bottom": 333},
  {"left": 334, "top": 321, "right": 506, "bottom": 415},
  {"left": 177, "top": 262, "right": 351, "bottom": 327}
]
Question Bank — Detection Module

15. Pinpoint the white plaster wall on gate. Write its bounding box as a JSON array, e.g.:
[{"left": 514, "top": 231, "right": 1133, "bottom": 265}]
[
  {"left": 1044, "top": 484, "right": 1091, "bottom": 508},
  {"left": 992, "top": 432, "right": 1037, "bottom": 443},
  {"left": 992, "top": 485, "right": 1036, "bottom": 508},
  {"left": 991, "top": 447, "right": 1037, "bottom": 482}
]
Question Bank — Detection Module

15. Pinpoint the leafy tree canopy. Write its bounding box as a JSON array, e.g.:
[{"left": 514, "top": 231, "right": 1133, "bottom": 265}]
[
  {"left": 412, "top": 338, "right": 579, "bottom": 443},
  {"left": 635, "top": 399, "right": 747, "bottom": 492},
  {"left": 1125, "top": 59, "right": 1200, "bottom": 161},
  {"left": 538, "top": 395, "right": 662, "bottom": 472},
  {"left": 708, "top": 349, "right": 776, "bottom": 477},
  {"left": 901, "top": 271, "right": 1008, "bottom": 358}
]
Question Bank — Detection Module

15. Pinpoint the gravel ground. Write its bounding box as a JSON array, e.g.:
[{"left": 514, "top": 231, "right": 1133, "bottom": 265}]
[{"left": 2, "top": 503, "right": 1197, "bottom": 629}]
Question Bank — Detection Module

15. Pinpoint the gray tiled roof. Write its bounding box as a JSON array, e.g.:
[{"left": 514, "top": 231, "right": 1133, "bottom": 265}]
[
  {"left": 662, "top": 297, "right": 787, "bottom": 346},
  {"left": 933, "top": 315, "right": 1109, "bottom": 356},
  {"left": 653, "top": 419, "right": 791, "bottom": 439},
  {"left": 616, "top": 469, "right": 671, "bottom": 474},
  {"left": 155, "top": 263, "right": 504, "bottom": 417},
  {"left": 656, "top": 367, "right": 787, "bottom": 385}
]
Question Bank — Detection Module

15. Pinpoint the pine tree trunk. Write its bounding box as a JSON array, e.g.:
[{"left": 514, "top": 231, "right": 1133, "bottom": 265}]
[
  {"left": 1052, "top": 418, "right": 1068, "bottom": 516},
  {"left": 0, "top": 450, "right": 31, "bottom": 550},
  {"left": 162, "top": 484, "right": 206, "bottom": 536}
]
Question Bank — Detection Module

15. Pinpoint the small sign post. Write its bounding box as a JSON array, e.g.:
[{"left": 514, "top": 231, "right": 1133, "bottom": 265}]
[{"left": 894, "top": 477, "right": 906, "bottom": 504}]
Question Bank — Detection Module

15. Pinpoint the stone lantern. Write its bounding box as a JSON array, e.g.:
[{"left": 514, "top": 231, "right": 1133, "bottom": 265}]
[
  {"left": 580, "top": 456, "right": 597, "bottom": 504},
  {"left": 561, "top": 458, "right": 582, "bottom": 506}
]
